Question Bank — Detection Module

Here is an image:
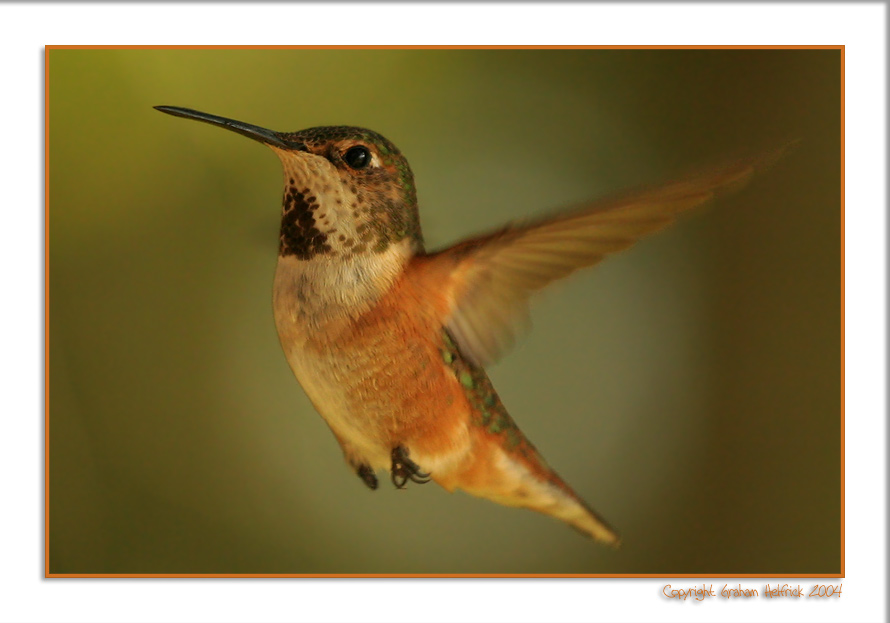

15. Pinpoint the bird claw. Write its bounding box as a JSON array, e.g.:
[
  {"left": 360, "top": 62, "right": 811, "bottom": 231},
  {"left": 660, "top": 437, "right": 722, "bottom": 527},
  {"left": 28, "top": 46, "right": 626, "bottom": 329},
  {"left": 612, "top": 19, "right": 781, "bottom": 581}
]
[
  {"left": 357, "top": 464, "right": 378, "bottom": 490},
  {"left": 390, "top": 446, "right": 431, "bottom": 488}
]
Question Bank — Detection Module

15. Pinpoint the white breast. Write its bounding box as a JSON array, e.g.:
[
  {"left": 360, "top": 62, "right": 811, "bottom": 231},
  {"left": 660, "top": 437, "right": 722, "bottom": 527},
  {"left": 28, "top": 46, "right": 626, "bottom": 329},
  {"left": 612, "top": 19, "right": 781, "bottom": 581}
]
[{"left": 272, "top": 242, "right": 413, "bottom": 468}]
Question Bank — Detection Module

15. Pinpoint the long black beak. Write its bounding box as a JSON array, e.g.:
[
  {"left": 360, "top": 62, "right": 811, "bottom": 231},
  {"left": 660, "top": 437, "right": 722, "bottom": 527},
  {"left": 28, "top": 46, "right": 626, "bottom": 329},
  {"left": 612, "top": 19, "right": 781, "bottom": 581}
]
[{"left": 154, "top": 106, "right": 307, "bottom": 151}]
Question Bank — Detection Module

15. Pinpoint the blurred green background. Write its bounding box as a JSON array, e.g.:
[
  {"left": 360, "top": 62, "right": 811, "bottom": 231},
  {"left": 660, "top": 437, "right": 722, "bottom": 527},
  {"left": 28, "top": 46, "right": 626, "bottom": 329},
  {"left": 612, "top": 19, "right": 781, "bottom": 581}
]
[{"left": 48, "top": 49, "right": 841, "bottom": 574}]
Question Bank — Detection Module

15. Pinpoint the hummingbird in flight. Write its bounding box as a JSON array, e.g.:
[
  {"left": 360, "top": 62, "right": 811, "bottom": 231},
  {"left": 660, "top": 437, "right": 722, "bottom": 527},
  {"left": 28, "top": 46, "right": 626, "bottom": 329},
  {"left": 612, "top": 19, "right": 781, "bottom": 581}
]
[{"left": 156, "top": 105, "right": 781, "bottom": 546}]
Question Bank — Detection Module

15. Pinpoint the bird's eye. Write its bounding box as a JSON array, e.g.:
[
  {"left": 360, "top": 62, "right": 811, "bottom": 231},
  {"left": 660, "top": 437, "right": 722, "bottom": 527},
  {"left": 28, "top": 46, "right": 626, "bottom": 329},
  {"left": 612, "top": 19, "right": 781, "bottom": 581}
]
[{"left": 343, "top": 145, "right": 371, "bottom": 169}]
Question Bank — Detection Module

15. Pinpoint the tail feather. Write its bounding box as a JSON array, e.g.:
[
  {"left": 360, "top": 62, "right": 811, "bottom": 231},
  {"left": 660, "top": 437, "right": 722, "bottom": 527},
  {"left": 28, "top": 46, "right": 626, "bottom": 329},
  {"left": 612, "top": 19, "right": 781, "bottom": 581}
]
[
  {"left": 437, "top": 328, "right": 620, "bottom": 545},
  {"left": 439, "top": 425, "right": 621, "bottom": 546},
  {"left": 495, "top": 445, "right": 621, "bottom": 547}
]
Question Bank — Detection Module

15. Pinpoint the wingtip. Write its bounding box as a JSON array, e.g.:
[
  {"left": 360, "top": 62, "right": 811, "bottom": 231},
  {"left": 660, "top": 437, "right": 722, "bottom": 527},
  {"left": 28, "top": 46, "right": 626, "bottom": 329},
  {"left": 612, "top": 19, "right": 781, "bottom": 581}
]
[
  {"left": 687, "top": 138, "right": 799, "bottom": 200},
  {"left": 751, "top": 137, "right": 801, "bottom": 172}
]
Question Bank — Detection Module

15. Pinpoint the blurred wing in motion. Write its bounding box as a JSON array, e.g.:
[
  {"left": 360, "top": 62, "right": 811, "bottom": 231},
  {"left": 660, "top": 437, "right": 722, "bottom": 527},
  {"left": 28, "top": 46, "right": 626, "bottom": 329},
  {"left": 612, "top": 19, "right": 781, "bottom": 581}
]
[{"left": 428, "top": 145, "right": 793, "bottom": 367}]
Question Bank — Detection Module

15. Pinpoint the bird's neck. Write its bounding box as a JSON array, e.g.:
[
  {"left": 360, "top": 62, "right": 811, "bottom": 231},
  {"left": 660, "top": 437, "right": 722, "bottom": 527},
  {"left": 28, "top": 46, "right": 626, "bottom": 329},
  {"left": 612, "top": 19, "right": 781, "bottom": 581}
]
[{"left": 273, "top": 239, "right": 414, "bottom": 341}]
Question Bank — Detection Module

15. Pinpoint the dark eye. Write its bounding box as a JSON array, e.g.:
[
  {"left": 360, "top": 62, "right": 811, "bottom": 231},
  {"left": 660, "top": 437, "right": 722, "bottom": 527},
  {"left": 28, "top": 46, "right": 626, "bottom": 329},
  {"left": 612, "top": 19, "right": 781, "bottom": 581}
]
[{"left": 343, "top": 145, "right": 371, "bottom": 169}]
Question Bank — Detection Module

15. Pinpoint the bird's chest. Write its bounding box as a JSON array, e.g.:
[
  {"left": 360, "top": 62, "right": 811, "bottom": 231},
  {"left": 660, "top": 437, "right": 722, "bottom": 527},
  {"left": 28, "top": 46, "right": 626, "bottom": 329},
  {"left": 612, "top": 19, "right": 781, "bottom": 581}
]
[
  {"left": 281, "top": 332, "right": 395, "bottom": 462},
  {"left": 272, "top": 252, "right": 444, "bottom": 464}
]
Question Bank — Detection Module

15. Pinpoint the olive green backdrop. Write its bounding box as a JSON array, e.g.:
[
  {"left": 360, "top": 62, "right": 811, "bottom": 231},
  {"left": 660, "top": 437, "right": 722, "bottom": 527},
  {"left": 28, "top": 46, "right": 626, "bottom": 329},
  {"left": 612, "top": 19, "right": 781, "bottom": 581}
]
[{"left": 48, "top": 49, "right": 841, "bottom": 574}]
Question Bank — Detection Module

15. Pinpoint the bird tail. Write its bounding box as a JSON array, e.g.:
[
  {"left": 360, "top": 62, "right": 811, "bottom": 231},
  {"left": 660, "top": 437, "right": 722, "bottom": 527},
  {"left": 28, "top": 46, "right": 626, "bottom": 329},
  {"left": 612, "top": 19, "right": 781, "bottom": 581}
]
[{"left": 439, "top": 425, "right": 621, "bottom": 547}]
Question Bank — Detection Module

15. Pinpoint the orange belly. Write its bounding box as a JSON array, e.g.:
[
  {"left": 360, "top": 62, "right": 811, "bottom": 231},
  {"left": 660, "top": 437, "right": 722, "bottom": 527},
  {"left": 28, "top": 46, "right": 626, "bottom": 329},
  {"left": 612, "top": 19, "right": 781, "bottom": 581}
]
[{"left": 277, "top": 254, "right": 475, "bottom": 471}]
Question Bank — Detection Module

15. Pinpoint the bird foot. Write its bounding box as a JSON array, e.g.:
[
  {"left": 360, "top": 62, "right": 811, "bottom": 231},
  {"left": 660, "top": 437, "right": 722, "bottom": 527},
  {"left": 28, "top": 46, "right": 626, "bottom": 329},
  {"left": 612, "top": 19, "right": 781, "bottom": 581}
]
[
  {"left": 390, "top": 446, "right": 431, "bottom": 488},
  {"left": 357, "top": 464, "right": 378, "bottom": 490}
]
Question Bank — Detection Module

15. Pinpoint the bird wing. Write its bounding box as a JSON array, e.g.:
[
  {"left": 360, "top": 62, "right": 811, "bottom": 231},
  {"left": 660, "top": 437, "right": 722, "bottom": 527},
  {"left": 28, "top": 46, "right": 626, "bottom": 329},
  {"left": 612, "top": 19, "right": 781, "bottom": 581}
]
[{"left": 426, "top": 146, "right": 790, "bottom": 367}]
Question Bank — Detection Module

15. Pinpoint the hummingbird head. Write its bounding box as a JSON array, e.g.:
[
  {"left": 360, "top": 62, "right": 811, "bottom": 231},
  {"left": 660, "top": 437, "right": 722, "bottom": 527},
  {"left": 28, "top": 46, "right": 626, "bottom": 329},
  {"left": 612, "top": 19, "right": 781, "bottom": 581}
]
[
  {"left": 155, "top": 107, "right": 423, "bottom": 261},
  {"left": 273, "top": 125, "right": 423, "bottom": 260}
]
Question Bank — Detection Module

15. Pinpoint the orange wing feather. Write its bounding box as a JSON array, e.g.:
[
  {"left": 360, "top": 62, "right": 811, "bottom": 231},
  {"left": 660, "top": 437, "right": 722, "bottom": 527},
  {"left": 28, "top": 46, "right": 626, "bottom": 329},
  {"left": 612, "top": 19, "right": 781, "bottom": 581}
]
[{"left": 426, "top": 145, "right": 793, "bottom": 366}]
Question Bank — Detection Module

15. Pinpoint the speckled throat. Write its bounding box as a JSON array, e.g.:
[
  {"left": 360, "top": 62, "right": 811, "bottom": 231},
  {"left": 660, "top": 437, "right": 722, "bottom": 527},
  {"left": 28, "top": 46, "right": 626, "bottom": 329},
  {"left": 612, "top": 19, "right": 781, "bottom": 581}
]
[
  {"left": 279, "top": 180, "right": 333, "bottom": 259},
  {"left": 275, "top": 126, "right": 424, "bottom": 260}
]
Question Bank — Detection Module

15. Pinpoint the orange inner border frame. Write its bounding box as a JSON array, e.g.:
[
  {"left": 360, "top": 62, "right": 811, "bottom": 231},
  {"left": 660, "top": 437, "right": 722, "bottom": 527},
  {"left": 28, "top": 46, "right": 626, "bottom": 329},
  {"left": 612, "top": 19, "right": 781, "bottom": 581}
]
[{"left": 43, "top": 44, "right": 845, "bottom": 579}]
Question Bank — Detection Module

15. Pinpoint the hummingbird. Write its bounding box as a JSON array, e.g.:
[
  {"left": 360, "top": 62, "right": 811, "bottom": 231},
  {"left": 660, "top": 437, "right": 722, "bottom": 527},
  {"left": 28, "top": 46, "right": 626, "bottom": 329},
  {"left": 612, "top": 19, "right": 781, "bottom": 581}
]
[{"left": 156, "top": 105, "right": 783, "bottom": 546}]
